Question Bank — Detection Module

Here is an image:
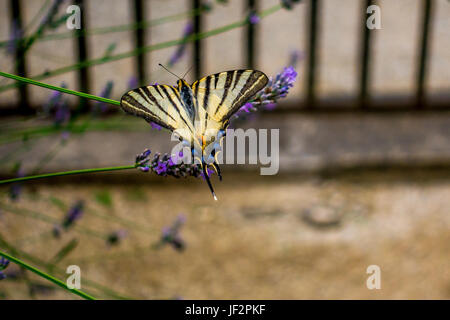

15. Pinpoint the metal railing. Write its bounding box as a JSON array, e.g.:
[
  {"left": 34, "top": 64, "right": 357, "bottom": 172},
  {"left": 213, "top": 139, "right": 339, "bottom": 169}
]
[{"left": 1, "top": 0, "right": 447, "bottom": 115}]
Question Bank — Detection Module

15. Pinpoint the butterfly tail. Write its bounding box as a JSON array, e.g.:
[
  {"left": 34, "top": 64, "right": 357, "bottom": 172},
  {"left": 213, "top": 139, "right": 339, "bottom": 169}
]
[
  {"left": 202, "top": 162, "right": 218, "bottom": 201},
  {"left": 212, "top": 162, "right": 222, "bottom": 181}
]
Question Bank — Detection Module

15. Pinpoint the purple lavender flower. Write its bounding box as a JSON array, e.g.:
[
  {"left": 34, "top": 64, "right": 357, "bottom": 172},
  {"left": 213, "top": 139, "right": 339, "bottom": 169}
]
[
  {"left": 94, "top": 81, "right": 114, "bottom": 113},
  {"left": 160, "top": 214, "right": 186, "bottom": 251},
  {"left": 135, "top": 148, "right": 151, "bottom": 171},
  {"left": 150, "top": 122, "right": 162, "bottom": 130},
  {"left": 155, "top": 161, "right": 168, "bottom": 175},
  {"left": 43, "top": 82, "right": 71, "bottom": 126},
  {"left": 235, "top": 65, "right": 298, "bottom": 118},
  {"left": 107, "top": 229, "right": 127, "bottom": 246},
  {"left": 200, "top": 167, "right": 215, "bottom": 181},
  {"left": 168, "top": 22, "right": 194, "bottom": 67},
  {"left": 127, "top": 76, "right": 138, "bottom": 89},
  {"left": 288, "top": 50, "right": 303, "bottom": 68},
  {"left": 248, "top": 12, "right": 260, "bottom": 25},
  {"left": 135, "top": 149, "right": 206, "bottom": 179},
  {"left": 0, "top": 257, "right": 9, "bottom": 280},
  {"left": 240, "top": 102, "right": 254, "bottom": 113},
  {"left": 62, "top": 200, "right": 84, "bottom": 229},
  {"left": 44, "top": 82, "right": 66, "bottom": 114},
  {"left": 53, "top": 101, "right": 70, "bottom": 125},
  {"left": 167, "top": 157, "right": 175, "bottom": 167}
]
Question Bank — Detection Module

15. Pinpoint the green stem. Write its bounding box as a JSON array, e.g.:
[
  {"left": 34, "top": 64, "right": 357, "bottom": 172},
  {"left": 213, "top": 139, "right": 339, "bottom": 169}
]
[
  {"left": 0, "top": 165, "right": 136, "bottom": 185},
  {"left": 0, "top": 235, "right": 135, "bottom": 299},
  {"left": 0, "top": 250, "right": 96, "bottom": 300},
  {"left": 0, "top": 71, "right": 121, "bottom": 106}
]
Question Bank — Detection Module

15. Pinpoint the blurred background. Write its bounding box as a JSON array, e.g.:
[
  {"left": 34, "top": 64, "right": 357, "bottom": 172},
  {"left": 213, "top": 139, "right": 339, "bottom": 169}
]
[{"left": 0, "top": 0, "right": 449, "bottom": 299}]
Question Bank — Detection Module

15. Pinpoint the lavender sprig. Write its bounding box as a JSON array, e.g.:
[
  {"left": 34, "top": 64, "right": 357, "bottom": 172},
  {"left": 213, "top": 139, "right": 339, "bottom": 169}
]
[
  {"left": 288, "top": 49, "right": 303, "bottom": 68},
  {"left": 43, "top": 82, "right": 66, "bottom": 112},
  {"left": 62, "top": 200, "right": 84, "bottom": 229},
  {"left": 135, "top": 149, "right": 207, "bottom": 179},
  {"left": 43, "top": 82, "right": 71, "bottom": 126},
  {"left": 167, "top": 22, "right": 194, "bottom": 67},
  {"left": 0, "top": 257, "right": 10, "bottom": 281},
  {"left": 160, "top": 214, "right": 186, "bottom": 251},
  {"left": 236, "top": 65, "right": 298, "bottom": 117},
  {"left": 248, "top": 12, "right": 260, "bottom": 25},
  {"left": 127, "top": 76, "right": 138, "bottom": 90},
  {"left": 53, "top": 200, "right": 84, "bottom": 237},
  {"left": 93, "top": 81, "right": 114, "bottom": 114}
]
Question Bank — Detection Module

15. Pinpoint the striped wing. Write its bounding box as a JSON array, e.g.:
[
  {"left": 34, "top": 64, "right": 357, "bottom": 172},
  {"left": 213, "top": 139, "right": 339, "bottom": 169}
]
[
  {"left": 120, "top": 85, "right": 194, "bottom": 142},
  {"left": 191, "top": 70, "right": 268, "bottom": 124}
]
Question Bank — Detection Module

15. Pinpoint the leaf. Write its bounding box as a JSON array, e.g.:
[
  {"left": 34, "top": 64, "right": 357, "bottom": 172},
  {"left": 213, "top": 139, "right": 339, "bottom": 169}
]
[{"left": 49, "top": 238, "right": 78, "bottom": 266}]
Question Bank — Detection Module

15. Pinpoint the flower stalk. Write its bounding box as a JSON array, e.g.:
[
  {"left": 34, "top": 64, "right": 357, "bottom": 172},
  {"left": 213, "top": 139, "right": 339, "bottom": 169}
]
[{"left": 0, "top": 251, "right": 96, "bottom": 300}]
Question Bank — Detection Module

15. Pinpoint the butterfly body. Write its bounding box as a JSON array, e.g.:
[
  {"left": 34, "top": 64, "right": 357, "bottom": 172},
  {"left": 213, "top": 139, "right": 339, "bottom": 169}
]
[
  {"left": 177, "top": 79, "right": 196, "bottom": 121},
  {"left": 121, "top": 70, "right": 269, "bottom": 200}
]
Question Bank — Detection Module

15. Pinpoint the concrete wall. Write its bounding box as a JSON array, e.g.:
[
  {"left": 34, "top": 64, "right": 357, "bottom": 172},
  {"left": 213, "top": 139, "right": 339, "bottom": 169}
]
[{"left": 2, "top": 112, "right": 449, "bottom": 174}]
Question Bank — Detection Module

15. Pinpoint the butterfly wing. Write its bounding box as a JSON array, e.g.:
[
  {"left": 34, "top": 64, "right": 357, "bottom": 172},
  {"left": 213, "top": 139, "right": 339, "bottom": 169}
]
[
  {"left": 191, "top": 70, "right": 268, "bottom": 164},
  {"left": 191, "top": 70, "right": 268, "bottom": 125},
  {"left": 120, "top": 85, "right": 194, "bottom": 142}
]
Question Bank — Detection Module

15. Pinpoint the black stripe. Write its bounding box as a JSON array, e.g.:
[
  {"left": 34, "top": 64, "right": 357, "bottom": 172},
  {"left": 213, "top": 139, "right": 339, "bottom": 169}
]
[
  {"left": 232, "top": 70, "right": 245, "bottom": 90},
  {"left": 203, "top": 76, "right": 212, "bottom": 112},
  {"left": 141, "top": 87, "right": 177, "bottom": 122},
  {"left": 160, "top": 86, "right": 193, "bottom": 131},
  {"left": 154, "top": 85, "right": 165, "bottom": 99},
  {"left": 194, "top": 82, "right": 200, "bottom": 98},
  {"left": 227, "top": 71, "right": 258, "bottom": 117},
  {"left": 214, "top": 74, "right": 220, "bottom": 89},
  {"left": 123, "top": 94, "right": 159, "bottom": 120},
  {"left": 169, "top": 86, "right": 183, "bottom": 106},
  {"left": 214, "top": 71, "right": 234, "bottom": 116},
  {"left": 139, "top": 87, "right": 153, "bottom": 105},
  {"left": 202, "top": 79, "right": 210, "bottom": 135},
  {"left": 122, "top": 95, "right": 173, "bottom": 130}
]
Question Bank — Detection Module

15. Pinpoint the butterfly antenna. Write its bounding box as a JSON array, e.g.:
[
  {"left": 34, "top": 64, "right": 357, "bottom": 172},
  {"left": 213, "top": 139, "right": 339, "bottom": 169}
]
[
  {"left": 182, "top": 65, "right": 194, "bottom": 79},
  {"left": 158, "top": 63, "right": 181, "bottom": 80},
  {"left": 202, "top": 163, "right": 218, "bottom": 201}
]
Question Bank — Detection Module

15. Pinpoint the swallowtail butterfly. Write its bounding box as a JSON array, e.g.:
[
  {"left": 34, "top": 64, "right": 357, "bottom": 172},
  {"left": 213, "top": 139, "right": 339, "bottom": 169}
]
[{"left": 120, "top": 68, "right": 268, "bottom": 200}]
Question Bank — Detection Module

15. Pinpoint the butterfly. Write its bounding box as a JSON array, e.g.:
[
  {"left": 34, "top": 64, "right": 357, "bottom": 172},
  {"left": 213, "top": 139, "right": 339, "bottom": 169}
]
[{"left": 120, "top": 69, "right": 269, "bottom": 200}]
